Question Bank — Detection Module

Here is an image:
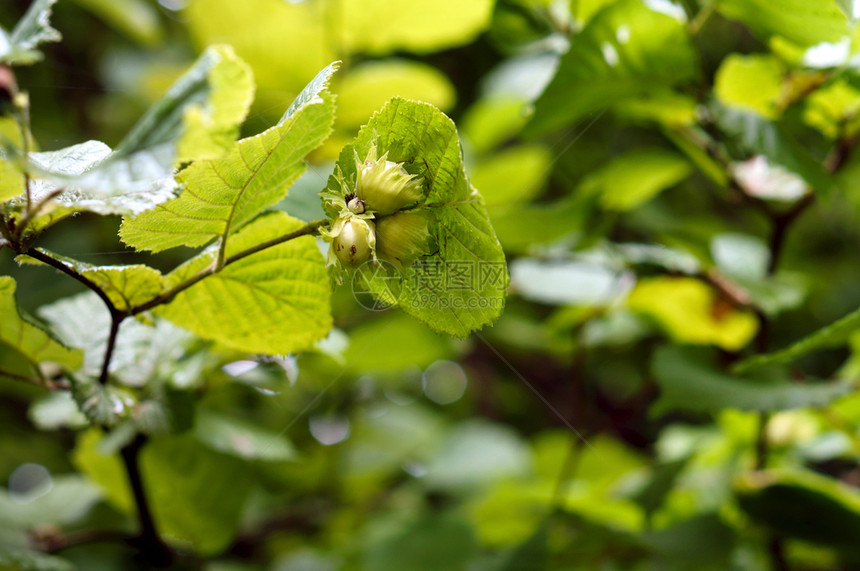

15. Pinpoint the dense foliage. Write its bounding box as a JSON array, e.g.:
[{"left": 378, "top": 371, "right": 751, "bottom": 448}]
[{"left": 3, "top": 0, "right": 860, "bottom": 569}]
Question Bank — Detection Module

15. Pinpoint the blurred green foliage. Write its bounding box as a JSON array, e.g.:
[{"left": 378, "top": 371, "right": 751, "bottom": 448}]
[{"left": 4, "top": 0, "right": 860, "bottom": 570}]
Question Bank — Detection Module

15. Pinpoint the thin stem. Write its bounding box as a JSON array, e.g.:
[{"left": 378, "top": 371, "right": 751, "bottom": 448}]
[
  {"left": 24, "top": 248, "right": 120, "bottom": 316},
  {"left": 34, "top": 529, "right": 132, "bottom": 554},
  {"left": 120, "top": 434, "right": 173, "bottom": 567},
  {"left": 99, "top": 315, "right": 122, "bottom": 385},
  {"left": 0, "top": 366, "right": 44, "bottom": 386},
  {"left": 130, "top": 218, "right": 328, "bottom": 315}
]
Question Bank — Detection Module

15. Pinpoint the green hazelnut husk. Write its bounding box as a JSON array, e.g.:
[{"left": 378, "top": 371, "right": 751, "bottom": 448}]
[
  {"left": 331, "top": 217, "right": 376, "bottom": 267},
  {"left": 376, "top": 212, "right": 432, "bottom": 270},
  {"left": 355, "top": 145, "right": 423, "bottom": 216}
]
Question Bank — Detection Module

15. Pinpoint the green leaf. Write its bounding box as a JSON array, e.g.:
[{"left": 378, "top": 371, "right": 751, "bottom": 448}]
[
  {"left": 6, "top": 45, "right": 255, "bottom": 233},
  {"left": 651, "top": 345, "right": 853, "bottom": 416},
  {"left": 525, "top": 0, "right": 698, "bottom": 136},
  {"left": 364, "top": 511, "right": 478, "bottom": 571},
  {"left": 714, "top": 54, "right": 784, "bottom": 119},
  {"left": 497, "top": 524, "right": 549, "bottom": 571},
  {"left": 424, "top": 420, "right": 531, "bottom": 490},
  {"left": 0, "top": 549, "right": 74, "bottom": 571},
  {"left": 736, "top": 469, "right": 860, "bottom": 552},
  {"left": 714, "top": 105, "right": 833, "bottom": 194},
  {"left": 68, "top": 0, "right": 162, "bottom": 46},
  {"left": 579, "top": 148, "right": 692, "bottom": 211},
  {"left": 0, "top": 474, "right": 103, "bottom": 528},
  {"left": 461, "top": 97, "right": 531, "bottom": 154},
  {"left": 471, "top": 144, "right": 552, "bottom": 208},
  {"left": 71, "top": 429, "right": 134, "bottom": 513},
  {"left": 0, "top": 276, "right": 81, "bottom": 371},
  {"left": 142, "top": 434, "right": 254, "bottom": 555},
  {"left": 194, "top": 409, "right": 295, "bottom": 461},
  {"left": 734, "top": 304, "right": 860, "bottom": 373},
  {"left": 333, "top": 98, "right": 507, "bottom": 337},
  {"left": 639, "top": 513, "right": 735, "bottom": 565},
  {"left": 715, "top": 0, "right": 849, "bottom": 48},
  {"left": 20, "top": 248, "right": 163, "bottom": 312},
  {"left": 40, "top": 45, "right": 251, "bottom": 195},
  {"left": 111, "top": 44, "right": 254, "bottom": 167},
  {"left": 336, "top": 59, "right": 456, "bottom": 128},
  {"left": 28, "top": 390, "right": 88, "bottom": 430},
  {"left": 627, "top": 276, "right": 758, "bottom": 351},
  {"left": 156, "top": 212, "right": 331, "bottom": 355},
  {"left": 0, "top": 117, "right": 26, "bottom": 202},
  {"left": 340, "top": 0, "right": 494, "bottom": 55},
  {"left": 38, "top": 291, "right": 197, "bottom": 387},
  {"left": 342, "top": 313, "right": 454, "bottom": 375},
  {"left": 0, "top": 0, "right": 61, "bottom": 65},
  {"left": 120, "top": 62, "right": 338, "bottom": 253},
  {"left": 74, "top": 430, "right": 254, "bottom": 555}
]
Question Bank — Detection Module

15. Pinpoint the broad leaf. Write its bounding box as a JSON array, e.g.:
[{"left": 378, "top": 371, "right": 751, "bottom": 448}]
[
  {"left": 713, "top": 105, "right": 832, "bottom": 193},
  {"left": 42, "top": 44, "right": 250, "bottom": 196},
  {"left": 525, "top": 0, "right": 698, "bottom": 136},
  {"left": 714, "top": 54, "right": 784, "bottom": 119},
  {"left": 21, "top": 248, "right": 164, "bottom": 312},
  {"left": 4, "top": 45, "right": 255, "bottom": 233},
  {"left": 0, "top": 117, "right": 26, "bottom": 202},
  {"left": 715, "top": 0, "right": 849, "bottom": 49},
  {"left": 120, "top": 61, "right": 338, "bottom": 253},
  {"left": 38, "top": 291, "right": 197, "bottom": 388},
  {"left": 651, "top": 346, "right": 853, "bottom": 415},
  {"left": 69, "top": 0, "right": 162, "bottom": 46},
  {"left": 0, "top": 0, "right": 61, "bottom": 65},
  {"left": 0, "top": 549, "right": 74, "bottom": 571},
  {"left": 194, "top": 409, "right": 295, "bottom": 461},
  {"left": 330, "top": 97, "right": 508, "bottom": 337},
  {"left": 627, "top": 276, "right": 758, "bottom": 351},
  {"left": 336, "top": 59, "right": 455, "bottom": 128},
  {"left": 0, "top": 276, "right": 81, "bottom": 371},
  {"left": 156, "top": 212, "right": 332, "bottom": 355},
  {"left": 734, "top": 304, "right": 860, "bottom": 373},
  {"left": 142, "top": 434, "right": 254, "bottom": 555},
  {"left": 73, "top": 430, "right": 253, "bottom": 555},
  {"left": 579, "top": 148, "right": 691, "bottom": 211}
]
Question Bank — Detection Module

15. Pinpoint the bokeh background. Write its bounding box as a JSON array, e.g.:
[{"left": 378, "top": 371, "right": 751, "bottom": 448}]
[{"left": 5, "top": 0, "right": 860, "bottom": 569}]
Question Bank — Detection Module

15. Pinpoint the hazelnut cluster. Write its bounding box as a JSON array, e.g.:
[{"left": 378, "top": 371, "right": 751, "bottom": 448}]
[{"left": 323, "top": 144, "right": 432, "bottom": 270}]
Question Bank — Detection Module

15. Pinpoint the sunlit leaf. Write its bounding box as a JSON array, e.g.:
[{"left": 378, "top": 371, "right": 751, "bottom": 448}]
[
  {"left": 715, "top": 0, "right": 849, "bottom": 48},
  {"left": 156, "top": 212, "right": 331, "bottom": 355},
  {"left": 120, "top": 62, "right": 337, "bottom": 253},
  {"left": 580, "top": 148, "right": 691, "bottom": 211},
  {"left": 0, "top": 0, "right": 61, "bottom": 65},
  {"left": 627, "top": 276, "right": 758, "bottom": 351},
  {"left": 0, "top": 276, "right": 81, "bottom": 371},
  {"left": 336, "top": 60, "right": 455, "bottom": 128},
  {"left": 714, "top": 54, "right": 784, "bottom": 119},
  {"left": 526, "top": 0, "right": 698, "bottom": 136}
]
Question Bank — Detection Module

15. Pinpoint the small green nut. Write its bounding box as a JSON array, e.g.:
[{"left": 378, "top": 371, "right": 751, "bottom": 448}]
[
  {"left": 347, "top": 196, "right": 366, "bottom": 214},
  {"left": 332, "top": 217, "right": 376, "bottom": 267},
  {"left": 376, "top": 212, "right": 432, "bottom": 270},
  {"left": 355, "top": 145, "right": 423, "bottom": 215}
]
